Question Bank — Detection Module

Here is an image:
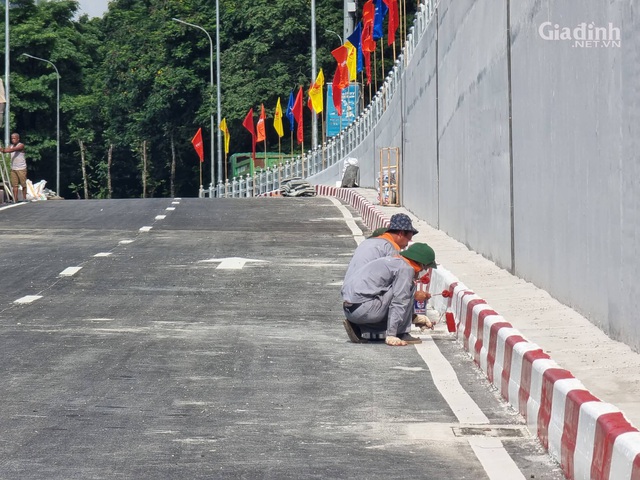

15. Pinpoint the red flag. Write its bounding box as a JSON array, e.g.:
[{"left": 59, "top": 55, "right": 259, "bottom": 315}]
[
  {"left": 242, "top": 108, "right": 256, "bottom": 163},
  {"left": 383, "top": 0, "right": 399, "bottom": 46},
  {"left": 331, "top": 46, "right": 350, "bottom": 89},
  {"left": 361, "top": 1, "right": 376, "bottom": 53},
  {"left": 292, "top": 87, "right": 304, "bottom": 144},
  {"left": 361, "top": 0, "right": 376, "bottom": 85},
  {"left": 332, "top": 72, "right": 343, "bottom": 116},
  {"left": 191, "top": 128, "right": 204, "bottom": 162},
  {"left": 364, "top": 50, "right": 372, "bottom": 85},
  {"left": 256, "top": 104, "right": 266, "bottom": 143}
]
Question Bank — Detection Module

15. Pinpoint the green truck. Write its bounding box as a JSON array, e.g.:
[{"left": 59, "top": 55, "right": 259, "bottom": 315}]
[{"left": 229, "top": 152, "right": 294, "bottom": 178}]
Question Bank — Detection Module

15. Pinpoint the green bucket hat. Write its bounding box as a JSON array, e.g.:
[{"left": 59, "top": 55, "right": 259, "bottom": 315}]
[{"left": 400, "top": 242, "right": 437, "bottom": 269}]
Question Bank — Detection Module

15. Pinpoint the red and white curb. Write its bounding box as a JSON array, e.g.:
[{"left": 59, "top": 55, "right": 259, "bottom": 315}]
[{"left": 312, "top": 185, "right": 640, "bottom": 480}]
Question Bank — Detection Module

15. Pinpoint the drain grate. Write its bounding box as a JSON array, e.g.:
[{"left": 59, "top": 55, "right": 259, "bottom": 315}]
[{"left": 452, "top": 425, "right": 529, "bottom": 438}]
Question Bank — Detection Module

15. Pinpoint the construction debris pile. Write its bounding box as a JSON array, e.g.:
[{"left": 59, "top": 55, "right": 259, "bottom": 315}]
[{"left": 280, "top": 178, "right": 316, "bottom": 197}]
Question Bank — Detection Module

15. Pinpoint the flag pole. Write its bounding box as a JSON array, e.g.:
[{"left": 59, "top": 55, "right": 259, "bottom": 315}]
[
  {"left": 403, "top": 0, "right": 407, "bottom": 53},
  {"left": 374, "top": 48, "right": 378, "bottom": 93},
  {"left": 321, "top": 113, "right": 326, "bottom": 170},
  {"left": 199, "top": 160, "right": 203, "bottom": 189},
  {"left": 380, "top": 39, "right": 384, "bottom": 85}
]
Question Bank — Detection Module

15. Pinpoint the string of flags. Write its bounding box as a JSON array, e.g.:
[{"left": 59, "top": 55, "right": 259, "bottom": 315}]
[{"left": 191, "top": 0, "right": 401, "bottom": 177}]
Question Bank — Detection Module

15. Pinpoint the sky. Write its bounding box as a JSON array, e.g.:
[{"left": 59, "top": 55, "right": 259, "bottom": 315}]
[{"left": 76, "top": 0, "right": 110, "bottom": 18}]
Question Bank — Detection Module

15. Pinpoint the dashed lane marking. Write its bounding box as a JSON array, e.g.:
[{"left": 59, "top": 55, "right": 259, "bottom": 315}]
[
  {"left": 14, "top": 295, "right": 43, "bottom": 304},
  {"left": 59, "top": 267, "right": 82, "bottom": 277},
  {"left": 139, "top": 226, "right": 153, "bottom": 232}
]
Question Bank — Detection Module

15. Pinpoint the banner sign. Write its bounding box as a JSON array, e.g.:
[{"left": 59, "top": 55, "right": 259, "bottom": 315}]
[{"left": 326, "top": 83, "right": 360, "bottom": 137}]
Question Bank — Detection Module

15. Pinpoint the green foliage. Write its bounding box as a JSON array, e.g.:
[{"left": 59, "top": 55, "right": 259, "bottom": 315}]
[{"left": 1, "top": 0, "right": 406, "bottom": 198}]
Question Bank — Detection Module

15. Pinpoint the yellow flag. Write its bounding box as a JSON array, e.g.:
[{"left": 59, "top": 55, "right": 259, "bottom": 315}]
[
  {"left": 308, "top": 69, "right": 324, "bottom": 114},
  {"left": 219, "top": 118, "right": 230, "bottom": 154},
  {"left": 345, "top": 42, "right": 357, "bottom": 82},
  {"left": 274, "top": 97, "right": 284, "bottom": 138}
]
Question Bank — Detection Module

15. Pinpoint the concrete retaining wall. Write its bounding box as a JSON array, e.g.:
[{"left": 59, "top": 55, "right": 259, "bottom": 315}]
[{"left": 310, "top": 0, "right": 640, "bottom": 353}]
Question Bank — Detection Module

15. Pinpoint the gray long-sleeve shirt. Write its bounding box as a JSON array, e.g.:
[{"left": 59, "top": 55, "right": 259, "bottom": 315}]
[
  {"left": 341, "top": 256, "right": 416, "bottom": 335},
  {"left": 342, "top": 237, "right": 399, "bottom": 286}
]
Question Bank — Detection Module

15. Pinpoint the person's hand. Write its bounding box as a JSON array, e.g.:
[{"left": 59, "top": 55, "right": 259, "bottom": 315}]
[
  {"left": 414, "top": 290, "right": 430, "bottom": 301},
  {"left": 413, "top": 314, "right": 434, "bottom": 329}
]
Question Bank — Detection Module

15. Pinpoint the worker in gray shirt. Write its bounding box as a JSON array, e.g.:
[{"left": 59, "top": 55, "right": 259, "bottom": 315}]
[
  {"left": 342, "top": 213, "right": 418, "bottom": 287},
  {"left": 342, "top": 242, "right": 437, "bottom": 346}
]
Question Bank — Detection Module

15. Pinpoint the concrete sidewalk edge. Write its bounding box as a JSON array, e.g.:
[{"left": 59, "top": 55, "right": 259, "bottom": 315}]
[{"left": 313, "top": 185, "right": 640, "bottom": 480}]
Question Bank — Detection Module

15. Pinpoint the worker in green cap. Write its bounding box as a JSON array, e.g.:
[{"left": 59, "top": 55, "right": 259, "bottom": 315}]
[{"left": 341, "top": 242, "right": 437, "bottom": 346}]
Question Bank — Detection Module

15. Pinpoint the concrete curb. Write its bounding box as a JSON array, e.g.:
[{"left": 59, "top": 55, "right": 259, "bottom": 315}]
[{"left": 316, "top": 185, "right": 640, "bottom": 480}]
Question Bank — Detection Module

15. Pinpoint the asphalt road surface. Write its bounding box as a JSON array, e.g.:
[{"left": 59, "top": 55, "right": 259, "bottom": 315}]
[{"left": 0, "top": 198, "right": 564, "bottom": 479}]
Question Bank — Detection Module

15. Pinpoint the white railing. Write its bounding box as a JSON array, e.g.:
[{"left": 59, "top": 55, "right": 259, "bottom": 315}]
[{"left": 205, "top": 0, "right": 439, "bottom": 198}]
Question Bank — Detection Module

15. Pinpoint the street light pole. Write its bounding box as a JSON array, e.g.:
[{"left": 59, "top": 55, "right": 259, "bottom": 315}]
[
  {"left": 172, "top": 17, "right": 216, "bottom": 188},
  {"left": 311, "top": 0, "right": 317, "bottom": 149},
  {"left": 5, "top": 0, "right": 10, "bottom": 146},
  {"left": 22, "top": 53, "right": 60, "bottom": 196},
  {"left": 215, "top": 0, "right": 222, "bottom": 186},
  {"left": 326, "top": 29, "right": 343, "bottom": 45}
]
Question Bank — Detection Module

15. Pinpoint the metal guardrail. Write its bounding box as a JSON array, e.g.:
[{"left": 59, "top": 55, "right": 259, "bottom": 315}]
[{"left": 204, "top": 0, "right": 439, "bottom": 199}]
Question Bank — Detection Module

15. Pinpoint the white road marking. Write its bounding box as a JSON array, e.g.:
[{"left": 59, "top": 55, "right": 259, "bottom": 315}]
[
  {"left": 391, "top": 366, "right": 425, "bottom": 372},
  {"left": 415, "top": 338, "right": 488, "bottom": 424},
  {"left": 171, "top": 201, "right": 180, "bottom": 205},
  {"left": 155, "top": 215, "right": 166, "bottom": 220},
  {"left": 140, "top": 226, "right": 153, "bottom": 232},
  {"left": 166, "top": 207, "right": 175, "bottom": 211},
  {"left": 14, "top": 295, "right": 43, "bottom": 304},
  {"left": 59, "top": 267, "right": 82, "bottom": 277},
  {"left": 119, "top": 240, "right": 134, "bottom": 244},
  {"left": 327, "top": 197, "right": 365, "bottom": 244},
  {"left": 0, "top": 203, "right": 21, "bottom": 211},
  {"left": 199, "top": 257, "right": 268, "bottom": 270},
  {"left": 94, "top": 252, "right": 112, "bottom": 257},
  {"left": 415, "top": 337, "right": 526, "bottom": 479},
  {"left": 468, "top": 437, "right": 527, "bottom": 480}
]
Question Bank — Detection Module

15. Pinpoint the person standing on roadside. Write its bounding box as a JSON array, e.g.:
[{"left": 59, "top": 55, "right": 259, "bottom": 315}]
[{"left": 2, "top": 133, "right": 27, "bottom": 202}]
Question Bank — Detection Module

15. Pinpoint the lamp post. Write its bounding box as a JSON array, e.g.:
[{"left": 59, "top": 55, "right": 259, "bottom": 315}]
[
  {"left": 22, "top": 53, "right": 60, "bottom": 196},
  {"left": 215, "top": 0, "right": 222, "bottom": 186},
  {"left": 172, "top": 17, "right": 218, "bottom": 187},
  {"left": 5, "top": 0, "right": 10, "bottom": 146},
  {"left": 311, "top": 0, "right": 317, "bottom": 149},
  {"left": 326, "top": 29, "right": 343, "bottom": 45}
]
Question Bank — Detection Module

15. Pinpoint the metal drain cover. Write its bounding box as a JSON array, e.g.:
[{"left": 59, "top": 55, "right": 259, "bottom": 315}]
[{"left": 452, "top": 425, "right": 529, "bottom": 438}]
